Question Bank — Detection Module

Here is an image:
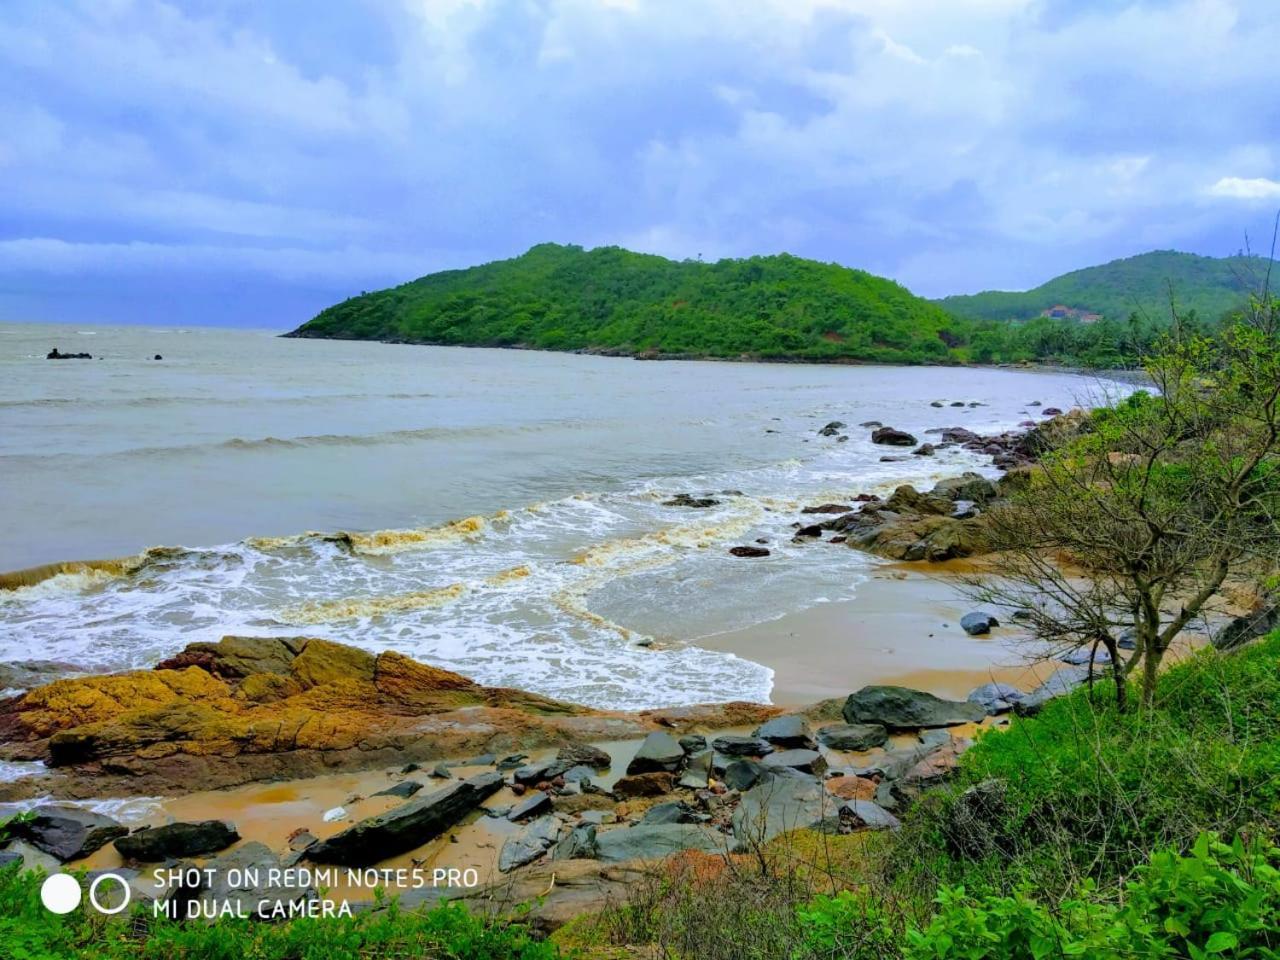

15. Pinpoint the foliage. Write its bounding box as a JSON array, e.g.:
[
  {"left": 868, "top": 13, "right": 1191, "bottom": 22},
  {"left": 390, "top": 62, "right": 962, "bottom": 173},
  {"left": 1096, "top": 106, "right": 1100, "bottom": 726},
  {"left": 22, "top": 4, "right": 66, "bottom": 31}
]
[{"left": 0, "top": 866, "right": 559, "bottom": 960}]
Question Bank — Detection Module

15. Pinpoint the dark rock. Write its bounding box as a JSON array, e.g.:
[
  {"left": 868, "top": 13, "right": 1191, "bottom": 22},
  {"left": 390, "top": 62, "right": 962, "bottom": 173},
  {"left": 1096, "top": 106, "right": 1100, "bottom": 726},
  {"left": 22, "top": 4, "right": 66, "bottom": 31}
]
[
  {"left": 859, "top": 420, "right": 882, "bottom": 428},
  {"left": 509, "top": 791, "right": 552, "bottom": 821},
  {"left": 374, "top": 780, "right": 424, "bottom": 799},
  {"left": 722, "top": 759, "right": 767, "bottom": 792},
  {"left": 677, "top": 750, "right": 712, "bottom": 789},
  {"left": 912, "top": 443, "right": 935, "bottom": 456},
  {"left": 678, "top": 734, "right": 707, "bottom": 754},
  {"left": 496, "top": 754, "right": 529, "bottom": 771},
  {"left": 499, "top": 816, "right": 558, "bottom": 872},
  {"left": 754, "top": 714, "right": 816, "bottom": 749},
  {"left": 0, "top": 851, "right": 21, "bottom": 868},
  {"left": 943, "top": 778, "right": 1009, "bottom": 857},
  {"left": 732, "top": 776, "right": 835, "bottom": 846},
  {"left": 794, "top": 524, "right": 823, "bottom": 539},
  {"left": 1213, "top": 602, "right": 1280, "bottom": 651},
  {"left": 1117, "top": 628, "right": 1138, "bottom": 650},
  {"left": 514, "top": 759, "right": 572, "bottom": 785},
  {"left": 843, "top": 685, "right": 985, "bottom": 731},
  {"left": 1042, "top": 407, "right": 1063, "bottom": 416},
  {"left": 872, "top": 427, "right": 918, "bottom": 446},
  {"left": 950, "top": 401, "right": 966, "bottom": 407},
  {"left": 562, "top": 765, "right": 595, "bottom": 784},
  {"left": 818, "top": 421, "right": 847, "bottom": 437},
  {"left": 729, "top": 545, "right": 770, "bottom": 558},
  {"left": 931, "top": 400, "right": 945, "bottom": 407},
  {"left": 182, "top": 841, "right": 315, "bottom": 917},
  {"left": 14, "top": 806, "right": 127, "bottom": 862},
  {"left": 1060, "top": 645, "right": 1113, "bottom": 666},
  {"left": 46, "top": 348, "right": 92, "bottom": 360},
  {"left": 556, "top": 742, "right": 612, "bottom": 769},
  {"left": 801, "top": 503, "right": 855, "bottom": 514},
  {"left": 115, "top": 820, "right": 239, "bottom": 862},
  {"left": 966, "top": 683, "right": 1025, "bottom": 715},
  {"left": 626, "top": 731, "right": 685, "bottom": 775},
  {"left": 430, "top": 763, "right": 452, "bottom": 779},
  {"left": 613, "top": 772, "right": 675, "bottom": 798},
  {"left": 664, "top": 494, "right": 720, "bottom": 509},
  {"left": 552, "top": 823, "right": 598, "bottom": 860},
  {"left": 287, "top": 829, "right": 317, "bottom": 852},
  {"left": 762, "top": 749, "right": 827, "bottom": 776},
  {"left": 595, "top": 824, "right": 725, "bottom": 862},
  {"left": 817, "top": 723, "right": 888, "bottom": 751},
  {"left": 839, "top": 800, "right": 901, "bottom": 832},
  {"left": 153, "top": 354, "right": 163, "bottom": 360},
  {"left": 641, "top": 801, "right": 702, "bottom": 825},
  {"left": 711, "top": 735, "right": 773, "bottom": 757},
  {"left": 305, "top": 772, "right": 502, "bottom": 865},
  {"left": 463, "top": 754, "right": 495, "bottom": 766},
  {"left": 929, "top": 472, "right": 998, "bottom": 503},
  {"left": 960, "top": 612, "right": 999, "bottom": 635}
]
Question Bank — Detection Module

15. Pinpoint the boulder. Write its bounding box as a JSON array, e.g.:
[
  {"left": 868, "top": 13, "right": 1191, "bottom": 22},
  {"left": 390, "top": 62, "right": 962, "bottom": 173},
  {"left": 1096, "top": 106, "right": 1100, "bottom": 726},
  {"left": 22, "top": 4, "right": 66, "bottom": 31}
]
[
  {"left": 929, "top": 473, "right": 998, "bottom": 503},
  {"left": 885, "top": 485, "right": 953, "bottom": 515},
  {"left": 552, "top": 823, "right": 598, "bottom": 861},
  {"left": 115, "top": 820, "right": 239, "bottom": 861},
  {"left": 13, "top": 806, "right": 127, "bottom": 862},
  {"left": 722, "top": 759, "right": 767, "bottom": 792},
  {"left": 839, "top": 800, "right": 900, "bottom": 832},
  {"left": 817, "top": 723, "right": 888, "bottom": 751},
  {"left": 640, "top": 801, "right": 703, "bottom": 825},
  {"left": 711, "top": 735, "right": 773, "bottom": 757},
  {"left": 677, "top": 750, "right": 712, "bottom": 790},
  {"left": 818, "top": 421, "right": 846, "bottom": 437},
  {"left": 842, "top": 686, "right": 985, "bottom": 731},
  {"left": 762, "top": 749, "right": 827, "bottom": 776},
  {"left": 959, "top": 612, "right": 999, "bottom": 636},
  {"left": 612, "top": 772, "right": 675, "bottom": 798},
  {"left": 729, "top": 546, "right": 770, "bottom": 558},
  {"left": 912, "top": 443, "right": 935, "bottom": 457},
  {"left": 824, "top": 775, "right": 878, "bottom": 801},
  {"left": 305, "top": 772, "right": 502, "bottom": 865},
  {"left": 626, "top": 732, "right": 685, "bottom": 775},
  {"left": 732, "top": 776, "right": 835, "bottom": 846},
  {"left": 966, "top": 683, "right": 1025, "bottom": 715},
  {"left": 556, "top": 742, "right": 612, "bottom": 770},
  {"left": 663, "top": 494, "right": 720, "bottom": 509},
  {"left": 871, "top": 427, "right": 918, "bottom": 446},
  {"left": 753, "top": 715, "right": 816, "bottom": 750},
  {"left": 678, "top": 734, "right": 707, "bottom": 754},
  {"left": 373, "top": 780, "right": 424, "bottom": 800},
  {"left": 499, "top": 815, "right": 559, "bottom": 872},
  {"left": 595, "top": 824, "right": 725, "bottom": 863}
]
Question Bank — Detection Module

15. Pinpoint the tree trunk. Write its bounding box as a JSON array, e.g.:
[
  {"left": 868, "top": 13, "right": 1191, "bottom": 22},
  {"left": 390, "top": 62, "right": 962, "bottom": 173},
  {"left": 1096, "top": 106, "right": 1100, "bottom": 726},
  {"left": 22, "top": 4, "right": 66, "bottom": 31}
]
[{"left": 1141, "top": 643, "right": 1163, "bottom": 708}]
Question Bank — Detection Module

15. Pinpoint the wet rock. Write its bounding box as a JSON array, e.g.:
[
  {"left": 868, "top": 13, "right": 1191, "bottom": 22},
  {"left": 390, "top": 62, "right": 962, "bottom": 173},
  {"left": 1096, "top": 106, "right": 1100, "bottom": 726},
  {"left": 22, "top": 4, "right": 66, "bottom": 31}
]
[
  {"left": 509, "top": 791, "right": 552, "bottom": 821},
  {"left": 0, "top": 660, "right": 87, "bottom": 692},
  {"left": 562, "top": 765, "right": 595, "bottom": 785},
  {"left": 497, "top": 754, "right": 529, "bottom": 771},
  {"left": 843, "top": 685, "right": 985, "bottom": 731},
  {"left": 912, "top": 443, "right": 935, "bottom": 456},
  {"left": 794, "top": 524, "right": 823, "bottom": 539},
  {"left": 886, "top": 485, "right": 953, "bottom": 515},
  {"left": 818, "top": 421, "right": 846, "bottom": 437},
  {"left": 499, "top": 815, "right": 559, "bottom": 872},
  {"left": 373, "top": 780, "right": 424, "bottom": 799},
  {"left": 612, "top": 772, "right": 675, "bottom": 798},
  {"left": 762, "top": 749, "right": 827, "bottom": 776},
  {"left": 305, "top": 772, "right": 502, "bottom": 866},
  {"left": 960, "top": 612, "right": 1000, "bottom": 635},
  {"left": 871, "top": 427, "right": 918, "bottom": 446},
  {"left": 595, "top": 823, "right": 725, "bottom": 862},
  {"left": 678, "top": 734, "right": 707, "bottom": 754},
  {"left": 1042, "top": 407, "right": 1063, "bottom": 416},
  {"left": 115, "top": 820, "right": 239, "bottom": 861},
  {"left": 817, "top": 723, "right": 888, "bottom": 751},
  {"left": 729, "top": 545, "right": 770, "bottom": 558},
  {"left": 46, "top": 348, "right": 92, "bottom": 359},
  {"left": 553, "top": 823, "right": 598, "bottom": 860},
  {"left": 801, "top": 503, "right": 855, "bottom": 514},
  {"left": 966, "top": 683, "right": 1025, "bottom": 715},
  {"left": 931, "top": 400, "right": 945, "bottom": 407},
  {"left": 663, "top": 494, "right": 720, "bottom": 509},
  {"left": 626, "top": 732, "right": 685, "bottom": 775},
  {"left": 514, "top": 759, "right": 573, "bottom": 785},
  {"left": 711, "top": 735, "right": 773, "bottom": 757},
  {"left": 13, "top": 806, "right": 127, "bottom": 862},
  {"left": 556, "top": 742, "right": 612, "bottom": 769},
  {"left": 754, "top": 715, "right": 816, "bottom": 749},
  {"left": 839, "top": 800, "right": 901, "bottom": 832},
  {"left": 677, "top": 750, "right": 712, "bottom": 789},
  {"left": 859, "top": 420, "right": 882, "bottom": 428}
]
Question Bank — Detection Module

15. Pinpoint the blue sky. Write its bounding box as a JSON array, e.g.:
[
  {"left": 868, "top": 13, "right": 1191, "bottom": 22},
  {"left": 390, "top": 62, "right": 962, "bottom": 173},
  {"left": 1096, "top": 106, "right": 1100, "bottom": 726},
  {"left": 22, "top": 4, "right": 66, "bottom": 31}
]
[{"left": 2, "top": 0, "right": 1279, "bottom": 327}]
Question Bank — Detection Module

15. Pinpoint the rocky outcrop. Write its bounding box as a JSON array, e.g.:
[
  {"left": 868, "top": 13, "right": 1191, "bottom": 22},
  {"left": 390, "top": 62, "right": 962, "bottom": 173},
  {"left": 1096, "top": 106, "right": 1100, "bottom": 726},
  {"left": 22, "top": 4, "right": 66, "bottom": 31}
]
[
  {"left": 843, "top": 686, "right": 985, "bottom": 731},
  {"left": 306, "top": 772, "right": 503, "bottom": 866},
  {"left": 824, "top": 496, "right": 994, "bottom": 562}
]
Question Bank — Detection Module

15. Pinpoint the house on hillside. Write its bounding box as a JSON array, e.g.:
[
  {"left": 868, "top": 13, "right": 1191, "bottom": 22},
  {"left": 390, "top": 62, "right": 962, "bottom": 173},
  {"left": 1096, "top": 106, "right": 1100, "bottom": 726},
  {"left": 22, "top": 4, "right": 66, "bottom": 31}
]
[{"left": 1040, "top": 304, "right": 1102, "bottom": 322}]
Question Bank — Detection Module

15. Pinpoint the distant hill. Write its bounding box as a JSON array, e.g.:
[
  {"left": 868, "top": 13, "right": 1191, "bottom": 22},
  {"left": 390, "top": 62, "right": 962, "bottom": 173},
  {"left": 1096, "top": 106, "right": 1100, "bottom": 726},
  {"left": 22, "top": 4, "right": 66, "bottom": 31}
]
[
  {"left": 937, "top": 250, "right": 1273, "bottom": 323},
  {"left": 286, "top": 243, "right": 967, "bottom": 364}
]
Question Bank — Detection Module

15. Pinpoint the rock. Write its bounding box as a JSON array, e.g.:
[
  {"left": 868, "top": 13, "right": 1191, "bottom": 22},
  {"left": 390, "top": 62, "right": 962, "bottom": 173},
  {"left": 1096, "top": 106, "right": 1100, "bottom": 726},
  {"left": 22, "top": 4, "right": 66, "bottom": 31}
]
[
  {"left": 762, "top": 749, "right": 827, "bottom": 776},
  {"left": 373, "top": 780, "right": 424, "bottom": 799},
  {"left": 556, "top": 742, "right": 612, "bottom": 769},
  {"left": 950, "top": 401, "right": 966, "bottom": 407},
  {"left": 871, "top": 427, "right": 918, "bottom": 446},
  {"left": 801, "top": 503, "right": 855, "bottom": 514},
  {"left": 885, "top": 485, "right": 953, "bottom": 515},
  {"left": 46, "top": 348, "right": 93, "bottom": 359},
  {"left": 960, "top": 612, "right": 1000, "bottom": 635},
  {"left": 1117, "top": 628, "right": 1138, "bottom": 650},
  {"left": 729, "top": 546, "right": 770, "bottom": 558},
  {"left": 1042, "top": 407, "right": 1063, "bottom": 416},
  {"left": 626, "top": 731, "right": 685, "bottom": 775},
  {"left": 0, "top": 660, "right": 87, "bottom": 692},
  {"left": 13, "top": 806, "right": 127, "bottom": 861},
  {"left": 859, "top": 420, "right": 882, "bottom": 428},
  {"left": 562, "top": 765, "right": 595, "bottom": 784},
  {"left": 817, "top": 723, "right": 888, "bottom": 751},
  {"left": 1015, "top": 666, "right": 1093, "bottom": 716},
  {"left": 305, "top": 772, "right": 502, "bottom": 866},
  {"left": 732, "top": 776, "right": 835, "bottom": 846},
  {"left": 966, "top": 683, "right": 1025, "bottom": 715},
  {"left": 678, "top": 734, "right": 707, "bottom": 754},
  {"left": 595, "top": 824, "right": 725, "bottom": 862},
  {"left": 754, "top": 715, "right": 816, "bottom": 749},
  {"left": 153, "top": 354, "right": 163, "bottom": 360},
  {"left": 931, "top": 400, "right": 945, "bottom": 407},
  {"left": 553, "top": 823, "right": 598, "bottom": 860},
  {"left": 677, "top": 750, "right": 712, "bottom": 789},
  {"left": 497, "top": 754, "right": 529, "bottom": 771},
  {"left": 1213, "top": 602, "right": 1280, "bottom": 651},
  {"left": 499, "top": 815, "right": 559, "bottom": 872},
  {"left": 509, "top": 791, "right": 552, "bottom": 822},
  {"left": 115, "top": 820, "right": 239, "bottom": 861},
  {"left": 943, "top": 778, "right": 1009, "bottom": 857},
  {"left": 929, "top": 473, "right": 998, "bottom": 503},
  {"left": 842, "top": 686, "right": 985, "bottom": 731},
  {"left": 824, "top": 775, "right": 879, "bottom": 801},
  {"left": 640, "top": 801, "right": 702, "bottom": 825},
  {"left": 0, "top": 851, "right": 21, "bottom": 869},
  {"left": 839, "top": 800, "right": 901, "bottom": 832},
  {"left": 917, "top": 729, "right": 953, "bottom": 749},
  {"left": 1060, "top": 645, "right": 1113, "bottom": 666},
  {"left": 663, "top": 494, "right": 720, "bottom": 509},
  {"left": 180, "top": 841, "right": 315, "bottom": 917},
  {"left": 912, "top": 443, "right": 935, "bottom": 456},
  {"left": 287, "top": 829, "right": 317, "bottom": 852},
  {"left": 722, "top": 759, "right": 767, "bottom": 792},
  {"left": 794, "top": 523, "right": 823, "bottom": 539},
  {"left": 1029, "top": 400, "right": 1041, "bottom": 406},
  {"left": 612, "top": 772, "right": 675, "bottom": 798},
  {"left": 711, "top": 735, "right": 773, "bottom": 757},
  {"left": 818, "top": 421, "right": 847, "bottom": 437},
  {"left": 430, "top": 764, "right": 452, "bottom": 779}
]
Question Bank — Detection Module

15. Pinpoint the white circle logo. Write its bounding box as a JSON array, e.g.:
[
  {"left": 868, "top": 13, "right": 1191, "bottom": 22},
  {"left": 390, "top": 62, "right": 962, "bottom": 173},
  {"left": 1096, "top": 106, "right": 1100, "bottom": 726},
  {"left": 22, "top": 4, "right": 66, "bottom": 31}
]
[
  {"left": 88, "top": 873, "right": 132, "bottom": 915},
  {"left": 40, "top": 873, "right": 82, "bottom": 914}
]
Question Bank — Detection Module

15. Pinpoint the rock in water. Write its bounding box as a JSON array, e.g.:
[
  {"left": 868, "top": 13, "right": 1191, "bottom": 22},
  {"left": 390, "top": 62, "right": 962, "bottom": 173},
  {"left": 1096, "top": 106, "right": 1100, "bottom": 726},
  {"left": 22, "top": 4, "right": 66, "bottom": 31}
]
[
  {"left": 626, "top": 732, "right": 685, "bottom": 774},
  {"left": 959, "top": 612, "right": 1000, "bottom": 635},
  {"left": 115, "top": 820, "right": 239, "bottom": 861},
  {"left": 305, "top": 772, "right": 502, "bottom": 865},
  {"left": 14, "top": 806, "right": 127, "bottom": 862},
  {"left": 595, "top": 824, "right": 725, "bottom": 862},
  {"left": 754, "top": 715, "right": 816, "bottom": 749},
  {"left": 842, "top": 685, "right": 985, "bottom": 731},
  {"left": 817, "top": 723, "right": 888, "bottom": 751},
  {"left": 871, "top": 427, "right": 918, "bottom": 446},
  {"left": 373, "top": 780, "right": 424, "bottom": 799},
  {"left": 729, "top": 545, "right": 770, "bottom": 558},
  {"left": 556, "top": 742, "right": 612, "bottom": 769},
  {"left": 499, "top": 816, "right": 559, "bottom": 872}
]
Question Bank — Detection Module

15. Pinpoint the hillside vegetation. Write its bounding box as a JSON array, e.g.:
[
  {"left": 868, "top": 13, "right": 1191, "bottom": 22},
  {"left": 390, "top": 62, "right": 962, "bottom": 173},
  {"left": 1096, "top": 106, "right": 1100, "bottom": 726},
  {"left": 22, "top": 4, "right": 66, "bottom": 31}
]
[{"left": 938, "top": 249, "right": 1269, "bottom": 323}]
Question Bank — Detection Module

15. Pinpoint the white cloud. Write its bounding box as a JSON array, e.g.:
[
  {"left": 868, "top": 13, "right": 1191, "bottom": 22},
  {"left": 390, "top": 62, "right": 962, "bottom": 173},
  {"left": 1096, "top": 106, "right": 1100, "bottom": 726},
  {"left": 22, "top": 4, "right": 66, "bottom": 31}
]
[{"left": 1208, "top": 176, "right": 1280, "bottom": 200}]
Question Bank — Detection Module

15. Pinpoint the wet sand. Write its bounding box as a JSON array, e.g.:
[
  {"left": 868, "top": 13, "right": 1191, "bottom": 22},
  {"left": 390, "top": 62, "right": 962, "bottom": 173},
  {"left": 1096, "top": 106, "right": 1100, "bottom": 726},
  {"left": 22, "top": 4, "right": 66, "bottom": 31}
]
[{"left": 695, "top": 560, "right": 1056, "bottom": 705}]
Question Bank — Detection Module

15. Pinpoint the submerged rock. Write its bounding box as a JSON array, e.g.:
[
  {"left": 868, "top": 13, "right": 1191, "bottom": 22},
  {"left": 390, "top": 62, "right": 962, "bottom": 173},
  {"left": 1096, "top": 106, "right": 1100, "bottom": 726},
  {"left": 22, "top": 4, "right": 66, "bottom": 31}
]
[
  {"left": 843, "top": 685, "right": 985, "bottom": 731},
  {"left": 663, "top": 494, "right": 720, "bottom": 509}
]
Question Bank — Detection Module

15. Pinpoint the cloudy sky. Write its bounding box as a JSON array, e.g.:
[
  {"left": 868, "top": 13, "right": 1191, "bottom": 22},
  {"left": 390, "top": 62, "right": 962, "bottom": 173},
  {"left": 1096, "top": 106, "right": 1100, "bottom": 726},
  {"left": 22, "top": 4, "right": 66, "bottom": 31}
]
[{"left": 2, "top": 0, "right": 1279, "bottom": 327}]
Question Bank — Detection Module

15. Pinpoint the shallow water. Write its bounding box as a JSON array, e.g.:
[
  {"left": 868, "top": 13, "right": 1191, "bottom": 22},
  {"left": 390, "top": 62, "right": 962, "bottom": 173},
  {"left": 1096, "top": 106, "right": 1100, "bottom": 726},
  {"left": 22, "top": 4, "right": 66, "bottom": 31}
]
[{"left": 0, "top": 323, "right": 1126, "bottom": 708}]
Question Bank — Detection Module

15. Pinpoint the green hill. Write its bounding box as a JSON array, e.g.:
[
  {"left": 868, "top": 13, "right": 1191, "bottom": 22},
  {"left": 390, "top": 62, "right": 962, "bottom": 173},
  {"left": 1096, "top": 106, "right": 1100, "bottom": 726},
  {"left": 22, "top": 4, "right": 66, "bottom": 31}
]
[
  {"left": 286, "top": 243, "right": 968, "bottom": 364},
  {"left": 937, "top": 250, "right": 1271, "bottom": 323}
]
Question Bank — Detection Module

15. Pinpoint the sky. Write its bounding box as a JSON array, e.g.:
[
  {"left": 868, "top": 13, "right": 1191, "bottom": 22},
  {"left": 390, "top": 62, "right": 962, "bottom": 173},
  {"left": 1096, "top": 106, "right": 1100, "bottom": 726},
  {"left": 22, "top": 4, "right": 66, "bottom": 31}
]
[{"left": 2, "top": 0, "right": 1280, "bottom": 328}]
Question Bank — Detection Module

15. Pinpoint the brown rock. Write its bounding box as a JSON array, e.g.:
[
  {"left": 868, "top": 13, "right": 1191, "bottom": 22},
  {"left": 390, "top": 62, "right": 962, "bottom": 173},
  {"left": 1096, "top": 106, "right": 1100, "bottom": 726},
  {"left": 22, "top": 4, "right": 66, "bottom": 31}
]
[
  {"left": 612, "top": 772, "right": 675, "bottom": 798},
  {"left": 824, "top": 775, "right": 879, "bottom": 801}
]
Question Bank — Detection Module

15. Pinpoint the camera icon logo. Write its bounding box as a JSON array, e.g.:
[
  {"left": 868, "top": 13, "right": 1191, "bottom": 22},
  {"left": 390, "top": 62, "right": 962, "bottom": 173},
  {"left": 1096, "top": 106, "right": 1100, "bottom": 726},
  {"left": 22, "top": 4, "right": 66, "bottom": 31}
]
[{"left": 40, "top": 872, "right": 132, "bottom": 915}]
